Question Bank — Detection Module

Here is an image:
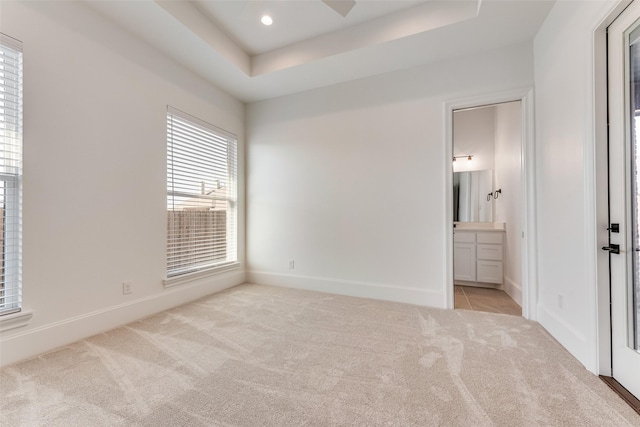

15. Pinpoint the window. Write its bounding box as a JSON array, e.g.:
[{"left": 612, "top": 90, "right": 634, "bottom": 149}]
[
  {"left": 166, "top": 107, "right": 237, "bottom": 280},
  {"left": 0, "top": 34, "right": 22, "bottom": 315}
]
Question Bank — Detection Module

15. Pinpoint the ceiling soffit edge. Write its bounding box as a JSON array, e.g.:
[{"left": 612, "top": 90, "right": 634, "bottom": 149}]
[
  {"left": 156, "top": 0, "right": 251, "bottom": 75},
  {"left": 251, "top": 1, "right": 479, "bottom": 76},
  {"left": 155, "top": 0, "right": 480, "bottom": 78}
]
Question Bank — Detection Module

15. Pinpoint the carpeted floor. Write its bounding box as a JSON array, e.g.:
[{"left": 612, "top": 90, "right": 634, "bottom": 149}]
[{"left": 1, "top": 283, "right": 639, "bottom": 426}]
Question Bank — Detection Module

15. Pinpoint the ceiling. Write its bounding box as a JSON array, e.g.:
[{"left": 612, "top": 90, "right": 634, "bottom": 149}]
[
  {"left": 85, "top": 0, "right": 555, "bottom": 103},
  {"left": 192, "top": 0, "right": 426, "bottom": 55}
]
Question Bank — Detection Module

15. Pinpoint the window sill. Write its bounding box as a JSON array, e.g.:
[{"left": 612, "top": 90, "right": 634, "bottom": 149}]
[
  {"left": 0, "top": 310, "right": 33, "bottom": 332},
  {"left": 163, "top": 262, "right": 240, "bottom": 288}
]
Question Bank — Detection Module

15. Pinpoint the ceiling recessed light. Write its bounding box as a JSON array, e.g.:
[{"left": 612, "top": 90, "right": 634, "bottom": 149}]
[{"left": 261, "top": 15, "right": 273, "bottom": 26}]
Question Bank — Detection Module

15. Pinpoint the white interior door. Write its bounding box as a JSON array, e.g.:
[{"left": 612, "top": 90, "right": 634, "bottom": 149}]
[{"left": 607, "top": 0, "right": 640, "bottom": 400}]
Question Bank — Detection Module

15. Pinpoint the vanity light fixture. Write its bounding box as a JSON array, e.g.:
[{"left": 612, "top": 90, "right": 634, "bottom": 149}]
[
  {"left": 452, "top": 155, "right": 473, "bottom": 162},
  {"left": 261, "top": 15, "right": 273, "bottom": 26}
]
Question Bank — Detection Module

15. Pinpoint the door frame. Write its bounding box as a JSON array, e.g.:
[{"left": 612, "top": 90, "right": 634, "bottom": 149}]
[
  {"left": 594, "top": 0, "right": 633, "bottom": 377},
  {"left": 444, "top": 88, "right": 537, "bottom": 320}
]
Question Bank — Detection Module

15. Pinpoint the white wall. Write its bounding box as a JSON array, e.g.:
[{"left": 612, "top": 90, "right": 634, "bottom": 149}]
[
  {"left": 247, "top": 43, "right": 533, "bottom": 307},
  {"left": 453, "top": 106, "right": 496, "bottom": 173},
  {"left": 494, "top": 101, "right": 522, "bottom": 304},
  {"left": 0, "top": 1, "right": 245, "bottom": 367},
  {"left": 533, "top": 0, "right": 621, "bottom": 372}
]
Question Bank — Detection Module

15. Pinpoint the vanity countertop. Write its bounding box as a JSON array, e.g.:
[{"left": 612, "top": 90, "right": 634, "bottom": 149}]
[{"left": 454, "top": 222, "right": 505, "bottom": 232}]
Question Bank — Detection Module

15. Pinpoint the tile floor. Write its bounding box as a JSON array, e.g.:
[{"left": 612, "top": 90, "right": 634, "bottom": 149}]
[{"left": 454, "top": 285, "right": 522, "bottom": 316}]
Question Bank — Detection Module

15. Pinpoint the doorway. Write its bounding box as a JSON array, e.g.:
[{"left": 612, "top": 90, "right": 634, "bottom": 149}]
[
  {"left": 445, "top": 89, "right": 536, "bottom": 320},
  {"left": 451, "top": 102, "right": 522, "bottom": 316},
  {"left": 603, "top": 0, "right": 640, "bottom": 401}
]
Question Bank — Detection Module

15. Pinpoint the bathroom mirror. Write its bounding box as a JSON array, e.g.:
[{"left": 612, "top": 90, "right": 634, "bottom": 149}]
[{"left": 453, "top": 170, "right": 493, "bottom": 222}]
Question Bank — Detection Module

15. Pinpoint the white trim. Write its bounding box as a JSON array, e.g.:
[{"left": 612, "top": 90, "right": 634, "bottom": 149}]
[
  {"left": 538, "top": 305, "right": 589, "bottom": 368},
  {"left": 0, "top": 310, "right": 32, "bottom": 332},
  {"left": 444, "top": 87, "right": 537, "bottom": 320},
  {"left": 503, "top": 276, "right": 522, "bottom": 307},
  {"left": 445, "top": 102, "right": 455, "bottom": 310},
  {"left": 163, "top": 262, "right": 240, "bottom": 288},
  {"left": 522, "top": 90, "right": 538, "bottom": 321},
  {"left": 0, "top": 270, "right": 245, "bottom": 368},
  {"left": 0, "top": 33, "right": 22, "bottom": 52},
  {"left": 247, "top": 271, "right": 445, "bottom": 308},
  {"left": 167, "top": 105, "right": 237, "bottom": 141}
]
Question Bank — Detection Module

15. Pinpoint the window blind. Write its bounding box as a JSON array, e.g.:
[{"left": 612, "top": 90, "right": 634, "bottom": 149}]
[
  {"left": 166, "top": 107, "right": 237, "bottom": 278},
  {"left": 0, "top": 34, "right": 23, "bottom": 316}
]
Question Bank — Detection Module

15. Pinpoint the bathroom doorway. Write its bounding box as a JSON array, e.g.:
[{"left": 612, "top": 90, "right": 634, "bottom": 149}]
[{"left": 450, "top": 100, "right": 524, "bottom": 316}]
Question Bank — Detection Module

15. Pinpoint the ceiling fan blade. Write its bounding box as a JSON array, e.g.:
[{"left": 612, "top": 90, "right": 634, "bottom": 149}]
[{"left": 322, "top": 0, "right": 356, "bottom": 17}]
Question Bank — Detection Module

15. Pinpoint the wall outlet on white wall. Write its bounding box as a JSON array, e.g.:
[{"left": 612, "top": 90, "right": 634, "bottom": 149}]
[
  {"left": 123, "top": 281, "right": 133, "bottom": 295},
  {"left": 288, "top": 260, "right": 295, "bottom": 270},
  {"left": 558, "top": 294, "right": 563, "bottom": 309}
]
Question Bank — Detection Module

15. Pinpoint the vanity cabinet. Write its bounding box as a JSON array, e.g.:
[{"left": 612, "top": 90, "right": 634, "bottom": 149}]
[
  {"left": 453, "top": 232, "right": 476, "bottom": 281},
  {"left": 454, "top": 230, "right": 504, "bottom": 285}
]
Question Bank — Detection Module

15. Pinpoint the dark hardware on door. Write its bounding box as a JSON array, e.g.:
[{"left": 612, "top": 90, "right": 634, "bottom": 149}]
[
  {"left": 607, "top": 223, "right": 620, "bottom": 233},
  {"left": 602, "top": 244, "right": 621, "bottom": 254}
]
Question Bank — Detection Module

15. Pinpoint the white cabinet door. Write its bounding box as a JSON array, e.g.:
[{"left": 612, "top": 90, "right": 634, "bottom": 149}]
[
  {"left": 454, "top": 243, "right": 476, "bottom": 282},
  {"left": 477, "top": 261, "right": 503, "bottom": 284}
]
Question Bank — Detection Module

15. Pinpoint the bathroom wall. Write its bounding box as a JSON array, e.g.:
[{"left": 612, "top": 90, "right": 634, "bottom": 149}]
[{"left": 452, "top": 106, "right": 496, "bottom": 173}]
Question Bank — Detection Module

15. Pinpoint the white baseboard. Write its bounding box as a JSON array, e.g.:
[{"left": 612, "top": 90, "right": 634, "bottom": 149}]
[
  {"left": 0, "top": 270, "right": 246, "bottom": 368},
  {"left": 503, "top": 276, "right": 522, "bottom": 306},
  {"left": 247, "top": 271, "right": 445, "bottom": 308},
  {"left": 537, "top": 304, "right": 590, "bottom": 370},
  {"left": 454, "top": 280, "right": 501, "bottom": 289}
]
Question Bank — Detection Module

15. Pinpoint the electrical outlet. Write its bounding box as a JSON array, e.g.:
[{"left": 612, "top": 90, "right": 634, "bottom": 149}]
[
  {"left": 289, "top": 260, "right": 295, "bottom": 270},
  {"left": 558, "top": 294, "right": 563, "bottom": 309},
  {"left": 123, "top": 281, "right": 133, "bottom": 295}
]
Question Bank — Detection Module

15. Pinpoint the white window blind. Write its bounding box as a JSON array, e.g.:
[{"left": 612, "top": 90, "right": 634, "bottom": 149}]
[
  {"left": 167, "top": 107, "right": 237, "bottom": 278},
  {"left": 0, "top": 34, "right": 23, "bottom": 316}
]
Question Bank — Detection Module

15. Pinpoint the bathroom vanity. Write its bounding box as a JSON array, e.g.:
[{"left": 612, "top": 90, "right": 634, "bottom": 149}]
[{"left": 454, "top": 223, "right": 505, "bottom": 287}]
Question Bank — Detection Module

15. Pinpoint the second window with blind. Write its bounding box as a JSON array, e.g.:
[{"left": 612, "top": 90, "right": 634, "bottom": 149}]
[
  {"left": 166, "top": 107, "right": 238, "bottom": 281},
  {"left": 0, "top": 34, "right": 23, "bottom": 316}
]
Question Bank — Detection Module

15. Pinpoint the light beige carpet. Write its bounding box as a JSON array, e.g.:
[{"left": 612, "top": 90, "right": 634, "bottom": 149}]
[{"left": 1, "top": 283, "right": 639, "bottom": 426}]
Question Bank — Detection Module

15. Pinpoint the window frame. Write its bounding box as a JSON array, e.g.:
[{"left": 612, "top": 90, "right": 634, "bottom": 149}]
[
  {"left": 164, "top": 106, "right": 238, "bottom": 285},
  {"left": 0, "top": 33, "right": 23, "bottom": 316}
]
